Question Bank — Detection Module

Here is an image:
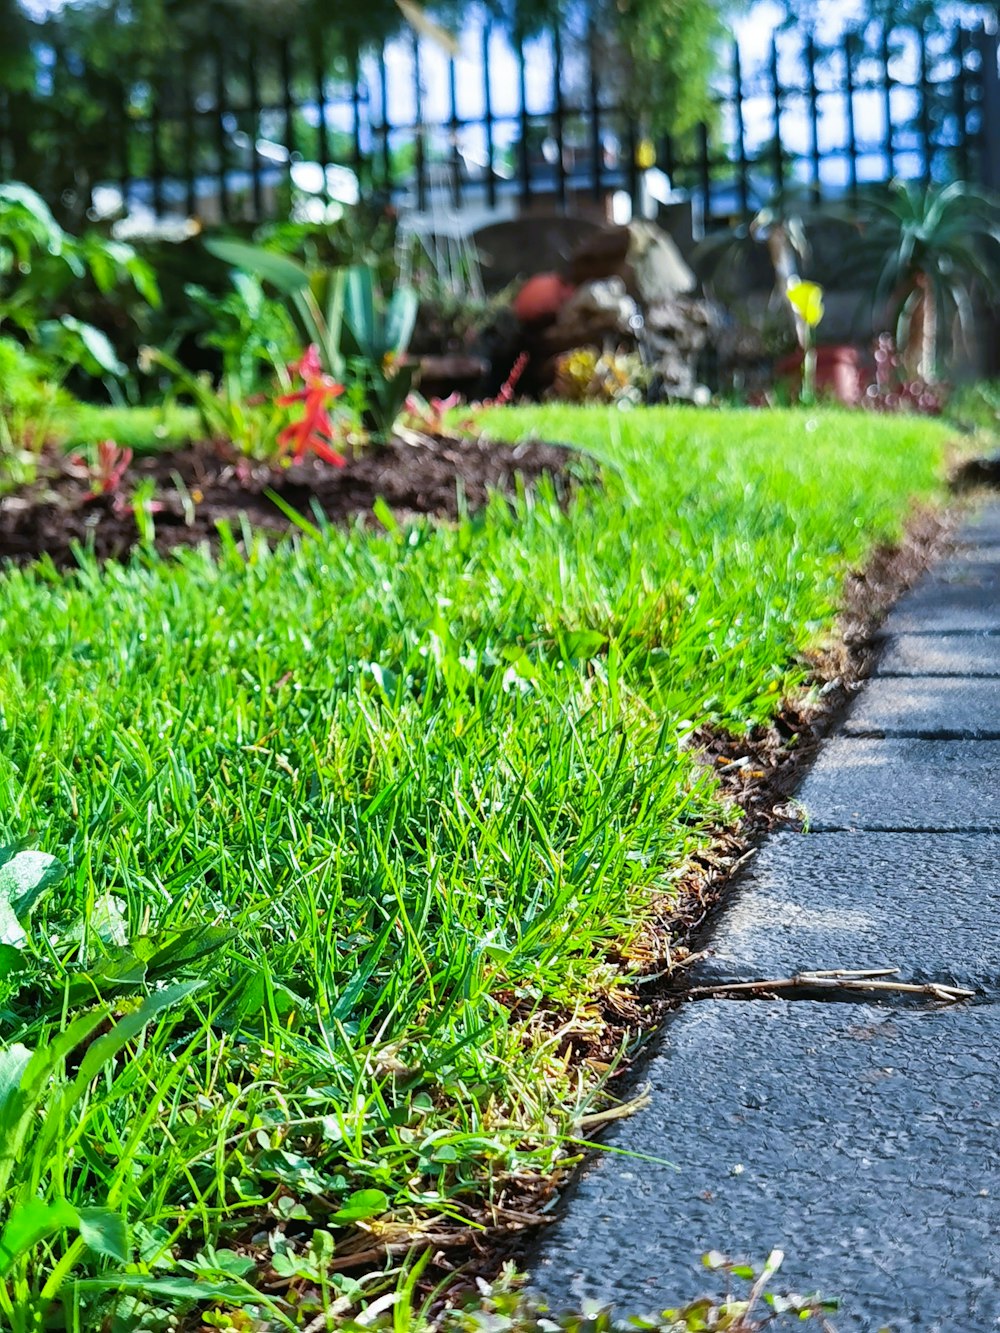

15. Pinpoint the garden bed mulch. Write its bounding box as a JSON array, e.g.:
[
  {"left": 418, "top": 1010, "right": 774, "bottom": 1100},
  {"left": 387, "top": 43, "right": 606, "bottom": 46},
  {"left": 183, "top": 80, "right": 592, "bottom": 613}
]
[{"left": 0, "top": 433, "right": 579, "bottom": 566}]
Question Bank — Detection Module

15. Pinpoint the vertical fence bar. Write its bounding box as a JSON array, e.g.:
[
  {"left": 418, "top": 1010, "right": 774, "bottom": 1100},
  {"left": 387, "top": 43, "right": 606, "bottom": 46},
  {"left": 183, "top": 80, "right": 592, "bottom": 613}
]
[
  {"left": 350, "top": 44, "right": 363, "bottom": 178},
  {"left": 379, "top": 50, "right": 392, "bottom": 193},
  {"left": 149, "top": 84, "right": 165, "bottom": 216},
  {"left": 954, "top": 26, "right": 970, "bottom": 182},
  {"left": 213, "top": 34, "right": 230, "bottom": 222},
  {"left": 0, "top": 86, "right": 8, "bottom": 181},
  {"left": 769, "top": 34, "right": 784, "bottom": 198},
  {"left": 517, "top": 25, "right": 531, "bottom": 205},
  {"left": 661, "top": 133, "right": 675, "bottom": 187},
  {"left": 843, "top": 33, "right": 859, "bottom": 201},
  {"left": 697, "top": 121, "right": 710, "bottom": 224},
  {"left": 881, "top": 23, "right": 895, "bottom": 181},
  {"left": 280, "top": 38, "right": 296, "bottom": 199},
  {"left": 247, "top": 39, "right": 263, "bottom": 220},
  {"left": 182, "top": 61, "right": 197, "bottom": 216},
  {"left": 588, "top": 13, "right": 603, "bottom": 202},
  {"left": 447, "top": 52, "right": 462, "bottom": 208},
  {"left": 314, "top": 30, "right": 330, "bottom": 187},
  {"left": 46, "top": 26, "right": 62, "bottom": 205},
  {"left": 481, "top": 20, "right": 496, "bottom": 208},
  {"left": 119, "top": 78, "right": 132, "bottom": 220},
  {"left": 412, "top": 31, "right": 427, "bottom": 212},
  {"left": 732, "top": 39, "right": 749, "bottom": 219},
  {"left": 552, "top": 21, "right": 567, "bottom": 210},
  {"left": 806, "top": 31, "right": 822, "bottom": 200},
  {"left": 974, "top": 22, "right": 1000, "bottom": 191},
  {"left": 918, "top": 24, "right": 933, "bottom": 185},
  {"left": 626, "top": 116, "right": 640, "bottom": 216}
]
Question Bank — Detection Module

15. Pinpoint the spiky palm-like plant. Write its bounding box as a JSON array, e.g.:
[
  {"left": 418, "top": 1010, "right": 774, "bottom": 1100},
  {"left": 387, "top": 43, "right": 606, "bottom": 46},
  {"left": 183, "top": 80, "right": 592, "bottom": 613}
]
[{"left": 852, "top": 179, "right": 1000, "bottom": 382}]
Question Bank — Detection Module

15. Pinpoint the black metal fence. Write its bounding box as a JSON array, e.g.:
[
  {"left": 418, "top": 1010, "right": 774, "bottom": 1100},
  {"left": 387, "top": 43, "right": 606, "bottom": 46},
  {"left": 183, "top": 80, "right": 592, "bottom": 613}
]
[{"left": 2, "top": 10, "right": 999, "bottom": 230}]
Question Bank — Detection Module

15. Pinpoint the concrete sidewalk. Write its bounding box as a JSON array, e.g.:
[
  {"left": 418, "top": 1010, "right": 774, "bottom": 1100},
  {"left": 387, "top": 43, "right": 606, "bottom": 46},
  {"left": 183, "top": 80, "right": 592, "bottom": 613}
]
[{"left": 530, "top": 504, "right": 1000, "bottom": 1331}]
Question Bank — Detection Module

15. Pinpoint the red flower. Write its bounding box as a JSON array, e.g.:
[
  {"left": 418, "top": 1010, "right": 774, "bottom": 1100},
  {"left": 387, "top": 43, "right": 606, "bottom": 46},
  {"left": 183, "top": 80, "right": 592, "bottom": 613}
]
[
  {"left": 276, "top": 344, "right": 347, "bottom": 466},
  {"left": 90, "top": 440, "right": 133, "bottom": 495}
]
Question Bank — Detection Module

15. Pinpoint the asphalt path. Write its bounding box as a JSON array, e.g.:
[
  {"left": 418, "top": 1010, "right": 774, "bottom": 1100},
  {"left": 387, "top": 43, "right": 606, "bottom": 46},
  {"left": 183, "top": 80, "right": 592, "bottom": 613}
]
[{"left": 530, "top": 504, "right": 1000, "bottom": 1332}]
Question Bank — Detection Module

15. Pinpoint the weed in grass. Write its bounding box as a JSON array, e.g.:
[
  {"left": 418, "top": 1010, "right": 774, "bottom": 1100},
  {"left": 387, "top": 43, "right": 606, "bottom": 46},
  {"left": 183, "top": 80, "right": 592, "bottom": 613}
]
[
  {"left": 0, "top": 405, "right": 951, "bottom": 1325},
  {"left": 436, "top": 1251, "right": 838, "bottom": 1333}
]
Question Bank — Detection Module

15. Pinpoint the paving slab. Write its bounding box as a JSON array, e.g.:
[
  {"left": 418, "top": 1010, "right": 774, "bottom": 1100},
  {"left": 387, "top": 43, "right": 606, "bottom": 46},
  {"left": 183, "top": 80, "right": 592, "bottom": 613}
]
[
  {"left": 796, "top": 737, "right": 1000, "bottom": 831},
  {"left": 531, "top": 1000, "right": 1000, "bottom": 1332},
  {"left": 877, "top": 632, "right": 1000, "bottom": 676},
  {"left": 841, "top": 676, "right": 1000, "bottom": 737},
  {"left": 923, "top": 559, "right": 1000, "bottom": 588},
  {"left": 943, "top": 543, "right": 1000, "bottom": 565},
  {"left": 881, "top": 583, "right": 1000, "bottom": 633},
  {"left": 692, "top": 830, "right": 1000, "bottom": 990},
  {"left": 956, "top": 503, "right": 1000, "bottom": 544}
]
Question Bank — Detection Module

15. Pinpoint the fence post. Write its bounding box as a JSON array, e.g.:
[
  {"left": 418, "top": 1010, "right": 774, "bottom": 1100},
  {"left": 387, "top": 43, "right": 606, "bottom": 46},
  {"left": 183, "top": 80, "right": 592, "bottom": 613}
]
[
  {"left": 769, "top": 35, "right": 784, "bottom": 199},
  {"left": 732, "top": 40, "right": 750, "bottom": 220},
  {"left": 954, "top": 26, "right": 970, "bottom": 183},
  {"left": 587, "top": 12, "right": 602, "bottom": 203},
  {"left": 482, "top": 20, "right": 496, "bottom": 208},
  {"left": 805, "top": 31, "right": 822, "bottom": 201},
  {"left": 974, "top": 23, "right": 1000, "bottom": 191}
]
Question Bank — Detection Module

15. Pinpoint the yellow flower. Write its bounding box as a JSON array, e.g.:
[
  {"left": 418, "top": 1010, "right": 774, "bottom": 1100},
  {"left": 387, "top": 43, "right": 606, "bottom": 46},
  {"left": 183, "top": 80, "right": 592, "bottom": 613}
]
[
  {"left": 786, "top": 278, "right": 825, "bottom": 328},
  {"left": 635, "top": 139, "right": 656, "bottom": 170}
]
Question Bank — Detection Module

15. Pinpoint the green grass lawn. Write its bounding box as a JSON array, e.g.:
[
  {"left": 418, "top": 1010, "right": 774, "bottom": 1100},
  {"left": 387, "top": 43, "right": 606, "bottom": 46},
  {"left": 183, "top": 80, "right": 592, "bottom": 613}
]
[
  {"left": 50, "top": 400, "right": 199, "bottom": 453},
  {"left": 0, "top": 405, "right": 953, "bottom": 1328}
]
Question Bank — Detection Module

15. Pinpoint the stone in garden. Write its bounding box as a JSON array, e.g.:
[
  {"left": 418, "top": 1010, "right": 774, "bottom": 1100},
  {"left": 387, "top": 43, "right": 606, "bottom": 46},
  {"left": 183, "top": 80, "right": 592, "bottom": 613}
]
[
  {"left": 570, "top": 220, "right": 696, "bottom": 304},
  {"left": 539, "top": 278, "right": 639, "bottom": 356},
  {"left": 643, "top": 296, "right": 716, "bottom": 397},
  {"left": 472, "top": 216, "right": 601, "bottom": 293}
]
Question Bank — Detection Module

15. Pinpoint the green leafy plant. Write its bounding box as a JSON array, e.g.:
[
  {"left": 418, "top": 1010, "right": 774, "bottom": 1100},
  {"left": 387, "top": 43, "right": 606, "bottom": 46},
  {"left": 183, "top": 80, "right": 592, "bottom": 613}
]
[
  {"left": 203, "top": 238, "right": 347, "bottom": 381},
  {"left": 205, "top": 237, "right": 418, "bottom": 440},
  {"left": 0, "top": 181, "right": 159, "bottom": 380},
  {"left": 0, "top": 986, "right": 202, "bottom": 1331},
  {"left": 141, "top": 344, "right": 292, "bottom": 462},
  {"left": 835, "top": 180, "right": 1000, "bottom": 382},
  {"left": 185, "top": 271, "right": 298, "bottom": 395},
  {"left": 0, "top": 337, "right": 68, "bottom": 483},
  {"left": 256, "top": 201, "right": 399, "bottom": 289},
  {"left": 433, "top": 1251, "right": 838, "bottom": 1333},
  {"left": 341, "top": 263, "right": 418, "bottom": 440},
  {"left": 0, "top": 844, "right": 208, "bottom": 1330},
  {"left": 0, "top": 182, "right": 161, "bottom": 484}
]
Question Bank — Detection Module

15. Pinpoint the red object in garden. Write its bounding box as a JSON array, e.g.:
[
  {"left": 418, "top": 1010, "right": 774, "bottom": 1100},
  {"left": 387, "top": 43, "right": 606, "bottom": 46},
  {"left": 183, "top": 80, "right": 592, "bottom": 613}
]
[
  {"left": 512, "top": 272, "right": 575, "bottom": 323},
  {"left": 491, "top": 351, "right": 529, "bottom": 405},
  {"left": 776, "top": 345, "right": 864, "bottom": 405},
  {"left": 276, "top": 345, "right": 347, "bottom": 466},
  {"left": 78, "top": 439, "right": 133, "bottom": 496}
]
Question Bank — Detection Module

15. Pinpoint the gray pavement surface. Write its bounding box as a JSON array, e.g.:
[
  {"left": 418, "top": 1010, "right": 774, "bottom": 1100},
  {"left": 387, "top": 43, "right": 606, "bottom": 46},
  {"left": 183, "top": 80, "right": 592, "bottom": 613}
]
[
  {"left": 877, "top": 632, "right": 1000, "bottom": 676},
  {"left": 842, "top": 676, "right": 1000, "bottom": 737},
  {"left": 532, "top": 1002, "right": 1000, "bottom": 1331},
  {"left": 530, "top": 503, "right": 1000, "bottom": 1329},
  {"left": 690, "top": 830, "right": 1000, "bottom": 990},
  {"left": 882, "top": 584, "right": 1000, "bottom": 633},
  {"left": 797, "top": 737, "right": 1000, "bottom": 831}
]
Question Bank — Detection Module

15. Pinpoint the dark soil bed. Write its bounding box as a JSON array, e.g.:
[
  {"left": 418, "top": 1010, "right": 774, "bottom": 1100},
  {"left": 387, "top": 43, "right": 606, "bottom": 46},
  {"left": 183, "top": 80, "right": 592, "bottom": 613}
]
[{"left": 0, "top": 433, "right": 579, "bottom": 565}]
